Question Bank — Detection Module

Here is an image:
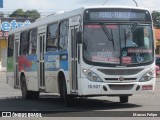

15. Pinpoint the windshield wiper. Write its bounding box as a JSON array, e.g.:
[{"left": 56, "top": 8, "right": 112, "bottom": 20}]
[
  {"left": 126, "top": 23, "right": 138, "bottom": 39},
  {"left": 100, "top": 23, "right": 115, "bottom": 51}
]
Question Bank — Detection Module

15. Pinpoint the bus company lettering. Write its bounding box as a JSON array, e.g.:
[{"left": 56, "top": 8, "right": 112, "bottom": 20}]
[
  {"left": 45, "top": 55, "right": 59, "bottom": 69},
  {"left": 47, "top": 55, "right": 58, "bottom": 62},
  {"left": 1, "top": 20, "right": 31, "bottom": 32},
  {"left": 98, "top": 51, "right": 112, "bottom": 58},
  {"left": 45, "top": 62, "right": 57, "bottom": 69},
  {"left": 128, "top": 48, "right": 152, "bottom": 53}
]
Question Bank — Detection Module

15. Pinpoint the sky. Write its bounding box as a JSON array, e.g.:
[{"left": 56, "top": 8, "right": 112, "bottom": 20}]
[{"left": 2, "top": 0, "right": 160, "bottom": 13}]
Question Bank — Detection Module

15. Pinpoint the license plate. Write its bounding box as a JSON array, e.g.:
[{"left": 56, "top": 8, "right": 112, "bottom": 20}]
[{"left": 157, "top": 71, "right": 160, "bottom": 74}]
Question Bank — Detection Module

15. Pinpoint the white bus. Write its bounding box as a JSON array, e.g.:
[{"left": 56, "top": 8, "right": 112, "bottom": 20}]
[{"left": 7, "top": 6, "right": 156, "bottom": 106}]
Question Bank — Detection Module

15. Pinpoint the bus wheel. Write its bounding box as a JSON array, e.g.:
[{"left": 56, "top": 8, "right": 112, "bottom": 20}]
[
  {"left": 21, "top": 75, "right": 39, "bottom": 99},
  {"left": 119, "top": 96, "right": 129, "bottom": 103},
  {"left": 21, "top": 75, "right": 29, "bottom": 99},
  {"left": 62, "top": 80, "right": 73, "bottom": 107}
]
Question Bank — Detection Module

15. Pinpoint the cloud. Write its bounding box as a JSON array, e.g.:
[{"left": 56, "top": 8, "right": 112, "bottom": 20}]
[
  {"left": 4, "top": 0, "right": 107, "bottom": 10},
  {"left": 3, "top": 0, "right": 160, "bottom": 11},
  {"left": 4, "top": 0, "right": 55, "bottom": 10},
  {"left": 138, "top": 0, "right": 160, "bottom": 10}
]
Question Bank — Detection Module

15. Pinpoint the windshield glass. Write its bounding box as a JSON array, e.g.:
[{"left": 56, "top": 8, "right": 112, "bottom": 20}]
[{"left": 83, "top": 23, "right": 153, "bottom": 66}]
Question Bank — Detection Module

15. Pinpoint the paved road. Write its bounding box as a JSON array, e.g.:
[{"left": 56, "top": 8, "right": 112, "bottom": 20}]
[{"left": 0, "top": 71, "right": 160, "bottom": 118}]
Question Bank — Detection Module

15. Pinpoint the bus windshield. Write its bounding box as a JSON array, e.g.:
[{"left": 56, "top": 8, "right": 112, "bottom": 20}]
[{"left": 83, "top": 24, "right": 154, "bottom": 66}]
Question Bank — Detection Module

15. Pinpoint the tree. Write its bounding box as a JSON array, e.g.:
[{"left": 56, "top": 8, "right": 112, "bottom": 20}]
[
  {"left": 24, "top": 10, "right": 40, "bottom": 20},
  {"left": 152, "top": 11, "right": 160, "bottom": 28},
  {"left": 9, "top": 9, "right": 24, "bottom": 17},
  {"left": 9, "top": 9, "right": 40, "bottom": 20}
]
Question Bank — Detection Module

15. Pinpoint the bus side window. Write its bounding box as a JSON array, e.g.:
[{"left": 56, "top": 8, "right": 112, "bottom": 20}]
[
  {"left": 28, "top": 28, "right": 37, "bottom": 54},
  {"left": 28, "top": 31, "right": 32, "bottom": 54},
  {"left": 59, "top": 20, "right": 69, "bottom": 51},
  {"left": 7, "top": 35, "right": 14, "bottom": 57},
  {"left": 46, "top": 23, "right": 58, "bottom": 52},
  {"left": 20, "top": 31, "right": 28, "bottom": 55}
]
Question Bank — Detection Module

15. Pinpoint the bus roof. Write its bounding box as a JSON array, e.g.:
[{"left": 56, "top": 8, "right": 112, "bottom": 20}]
[
  {"left": 83, "top": 5, "right": 149, "bottom": 11},
  {"left": 8, "top": 6, "right": 150, "bottom": 35}
]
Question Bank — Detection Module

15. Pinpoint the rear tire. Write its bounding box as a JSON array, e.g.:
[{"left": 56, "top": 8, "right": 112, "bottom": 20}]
[
  {"left": 119, "top": 96, "right": 129, "bottom": 103},
  {"left": 21, "top": 75, "right": 39, "bottom": 99}
]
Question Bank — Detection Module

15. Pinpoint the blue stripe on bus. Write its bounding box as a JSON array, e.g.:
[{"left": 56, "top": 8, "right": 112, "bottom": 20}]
[
  {"left": 19, "top": 51, "right": 68, "bottom": 72},
  {"left": 60, "top": 60, "right": 68, "bottom": 71},
  {"left": 44, "top": 51, "right": 68, "bottom": 71}
]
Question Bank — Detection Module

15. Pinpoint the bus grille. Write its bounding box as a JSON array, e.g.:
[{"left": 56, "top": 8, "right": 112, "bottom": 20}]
[
  {"left": 109, "top": 84, "right": 134, "bottom": 90},
  {"left": 105, "top": 78, "right": 137, "bottom": 81},
  {"left": 97, "top": 68, "right": 144, "bottom": 75}
]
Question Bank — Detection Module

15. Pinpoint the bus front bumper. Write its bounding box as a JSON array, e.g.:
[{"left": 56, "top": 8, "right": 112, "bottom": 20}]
[{"left": 79, "top": 78, "right": 156, "bottom": 96}]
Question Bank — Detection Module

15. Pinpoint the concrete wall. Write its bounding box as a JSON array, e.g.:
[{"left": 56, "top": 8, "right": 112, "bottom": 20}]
[{"left": 1, "top": 48, "right": 7, "bottom": 67}]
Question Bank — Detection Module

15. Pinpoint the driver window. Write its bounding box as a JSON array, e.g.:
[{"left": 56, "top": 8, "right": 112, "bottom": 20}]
[
  {"left": 133, "top": 27, "right": 150, "bottom": 48},
  {"left": 144, "top": 28, "right": 150, "bottom": 47}
]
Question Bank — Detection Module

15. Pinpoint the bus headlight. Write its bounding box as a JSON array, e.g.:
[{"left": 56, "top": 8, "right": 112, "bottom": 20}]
[
  {"left": 83, "top": 69, "right": 102, "bottom": 82},
  {"left": 140, "top": 70, "right": 154, "bottom": 82}
]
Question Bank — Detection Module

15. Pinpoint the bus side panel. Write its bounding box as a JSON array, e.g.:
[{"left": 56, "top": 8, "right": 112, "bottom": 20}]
[
  {"left": 44, "top": 52, "right": 60, "bottom": 93},
  {"left": 18, "top": 54, "right": 39, "bottom": 91},
  {"left": 44, "top": 51, "right": 69, "bottom": 93},
  {"left": 59, "top": 52, "right": 69, "bottom": 93},
  {"left": 18, "top": 55, "right": 38, "bottom": 72},
  {"left": 24, "top": 72, "right": 38, "bottom": 91},
  {"left": 6, "top": 57, "right": 14, "bottom": 88}
]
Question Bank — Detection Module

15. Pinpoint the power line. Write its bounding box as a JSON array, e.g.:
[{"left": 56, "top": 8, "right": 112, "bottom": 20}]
[
  {"left": 102, "top": 0, "right": 138, "bottom": 7},
  {"left": 102, "top": 0, "right": 109, "bottom": 5},
  {"left": 132, "top": 0, "right": 138, "bottom": 7}
]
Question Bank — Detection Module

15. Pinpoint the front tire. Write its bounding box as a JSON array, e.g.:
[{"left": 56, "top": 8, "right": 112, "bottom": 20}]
[{"left": 62, "top": 80, "right": 74, "bottom": 106}]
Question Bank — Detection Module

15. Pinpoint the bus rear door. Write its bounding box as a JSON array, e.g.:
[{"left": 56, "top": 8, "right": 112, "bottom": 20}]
[{"left": 13, "top": 33, "right": 20, "bottom": 88}]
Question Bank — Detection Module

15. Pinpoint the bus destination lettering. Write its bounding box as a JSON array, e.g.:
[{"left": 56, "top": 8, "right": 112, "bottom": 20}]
[
  {"left": 89, "top": 11, "right": 146, "bottom": 21},
  {"left": 99, "top": 12, "right": 136, "bottom": 19},
  {"left": 45, "top": 55, "right": 59, "bottom": 70}
]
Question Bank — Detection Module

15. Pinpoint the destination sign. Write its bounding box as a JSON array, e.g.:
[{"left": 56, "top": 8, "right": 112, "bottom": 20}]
[
  {"left": 90, "top": 12, "right": 145, "bottom": 21},
  {"left": 84, "top": 9, "right": 151, "bottom": 21}
]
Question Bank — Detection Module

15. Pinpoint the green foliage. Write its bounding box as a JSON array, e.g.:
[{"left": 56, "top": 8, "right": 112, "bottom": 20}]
[
  {"left": 9, "top": 9, "right": 24, "bottom": 17},
  {"left": 152, "top": 11, "right": 160, "bottom": 28},
  {"left": 9, "top": 9, "right": 40, "bottom": 20},
  {"left": 24, "top": 10, "right": 40, "bottom": 20}
]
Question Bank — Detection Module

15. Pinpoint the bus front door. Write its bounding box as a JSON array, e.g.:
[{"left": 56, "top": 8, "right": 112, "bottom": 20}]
[
  {"left": 38, "top": 34, "right": 46, "bottom": 90},
  {"left": 70, "top": 26, "right": 79, "bottom": 93}
]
